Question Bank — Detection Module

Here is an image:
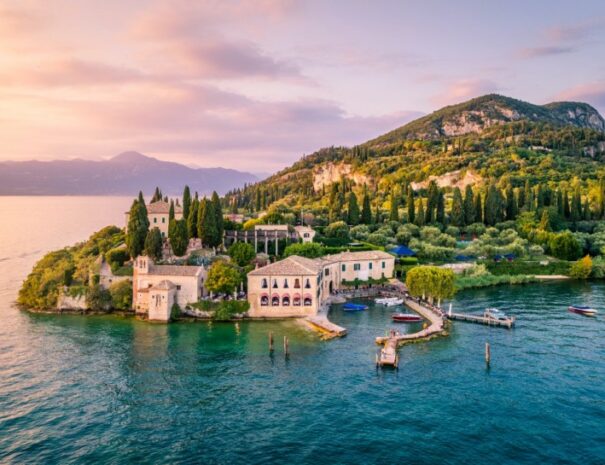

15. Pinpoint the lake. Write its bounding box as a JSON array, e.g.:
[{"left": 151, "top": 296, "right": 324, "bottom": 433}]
[{"left": 0, "top": 197, "right": 604, "bottom": 464}]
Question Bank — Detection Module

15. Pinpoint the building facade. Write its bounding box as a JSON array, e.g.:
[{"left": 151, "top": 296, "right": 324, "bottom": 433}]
[
  {"left": 125, "top": 200, "right": 183, "bottom": 237},
  {"left": 132, "top": 256, "right": 206, "bottom": 322},
  {"left": 247, "top": 250, "right": 395, "bottom": 318}
]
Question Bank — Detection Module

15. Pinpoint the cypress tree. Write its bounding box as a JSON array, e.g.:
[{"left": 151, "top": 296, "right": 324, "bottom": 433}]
[
  {"left": 182, "top": 185, "right": 191, "bottom": 220},
  {"left": 583, "top": 197, "right": 591, "bottom": 220},
  {"left": 169, "top": 199, "right": 175, "bottom": 223},
  {"left": 505, "top": 185, "right": 517, "bottom": 221},
  {"left": 200, "top": 198, "right": 218, "bottom": 247},
  {"left": 347, "top": 192, "right": 360, "bottom": 225},
  {"left": 556, "top": 189, "right": 564, "bottom": 217},
  {"left": 211, "top": 191, "right": 224, "bottom": 246},
  {"left": 187, "top": 197, "right": 199, "bottom": 238},
  {"left": 463, "top": 185, "right": 475, "bottom": 225},
  {"left": 168, "top": 219, "right": 188, "bottom": 256},
  {"left": 407, "top": 189, "right": 415, "bottom": 224},
  {"left": 538, "top": 209, "right": 552, "bottom": 231},
  {"left": 415, "top": 199, "right": 425, "bottom": 227},
  {"left": 138, "top": 191, "right": 147, "bottom": 216},
  {"left": 599, "top": 178, "right": 605, "bottom": 219},
  {"left": 563, "top": 189, "right": 571, "bottom": 219},
  {"left": 197, "top": 198, "right": 207, "bottom": 240},
  {"left": 571, "top": 187, "right": 582, "bottom": 222},
  {"left": 451, "top": 187, "right": 464, "bottom": 226},
  {"left": 144, "top": 227, "right": 163, "bottom": 261},
  {"left": 425, "top": 181, "right": 438, "bottom": 223},
  {"left": 484, "top": 184, "right": 501, "bottom": 226},
  {"left": 436, "top": 190, "right": 445, "bottom": 225},
  {"left": 361, "top": 186, "right": 372, "bottom": 224},
  {"left": 389, "top": 193, "right": 399, "bottom": 222},
  {"left": 126, "top": 199, "right": 149, "bottom": 258},
  {"left": 255, "top": 189, "right": 262, "bottom": 212},
  {"left": 474, "top": 193, "right": 483, "bottom": 224},
  {"left": 151, "top": 187, "right": 162, "bottom": 203},
  {"left": 374, "top": 203, "right": 382, "bottom": 224}
]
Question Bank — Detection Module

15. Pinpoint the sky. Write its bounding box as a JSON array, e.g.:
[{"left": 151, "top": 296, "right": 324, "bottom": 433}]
[{"left": 1, "top": 0, "right": 604, "bottom": 173}]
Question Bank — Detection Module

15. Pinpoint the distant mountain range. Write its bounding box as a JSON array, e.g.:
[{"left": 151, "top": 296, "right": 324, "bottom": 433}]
[{"left": 0, "top": 151, "right": 259, "bottom": 196}]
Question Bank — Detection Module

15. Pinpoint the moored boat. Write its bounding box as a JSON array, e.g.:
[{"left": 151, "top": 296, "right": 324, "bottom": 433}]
[
  {"left": 343, "top": 303, "right": 368, "bottom": 312},
  {"left": 568, "top": 305, "right": 598, "bottom": 317},
  {"left": 392, "top": 313, "right": 423, "bottom": 323},
  {"left": 384, "top": 298, "right": 403, "bottom": 307}
]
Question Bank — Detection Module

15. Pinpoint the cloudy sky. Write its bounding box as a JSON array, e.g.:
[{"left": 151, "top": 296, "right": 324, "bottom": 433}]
[{"left": 1, "top": 0, "right": 604, "bottom": 173}]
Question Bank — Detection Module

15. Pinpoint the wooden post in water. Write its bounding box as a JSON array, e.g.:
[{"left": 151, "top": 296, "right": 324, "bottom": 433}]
[
  {"left": 269, "top": 332, "right": 274, "bottom": 353},
  {"left": 284, "top": 336, "right": 289, "bottom": 358},
  {"left": 485, "top": 342, "right": 491, "bottom": 366}
]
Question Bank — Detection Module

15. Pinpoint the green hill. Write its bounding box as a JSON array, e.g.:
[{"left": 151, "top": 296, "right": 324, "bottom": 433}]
[{"left": 226, "top": 94, "right": 605, "bottom": 217}]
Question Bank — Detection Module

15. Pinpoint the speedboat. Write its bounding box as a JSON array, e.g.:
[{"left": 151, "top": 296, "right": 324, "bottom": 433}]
[
  {"left": 484, "top": 308, "right": 508, "bottom": 321},
  {"left": 392, "top": 313, "right": 423, "bottom": 323},
  {"left": 568, "top": 305, "right": 598, "bottom": 317},
  {"left": 375, "top": 297, "right": 402, "bottom": 306},
  {"left": 343, "top": 303, "right": 368, "bottom": 312}
]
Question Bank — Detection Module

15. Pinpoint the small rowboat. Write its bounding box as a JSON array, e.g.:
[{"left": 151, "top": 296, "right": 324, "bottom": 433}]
[
  {"left": 343, "top": 303, "right": 368, "bottom": 312},
  {"left": 568, "top": 305, "right": 598, "bottom": 317},
  {"left": 392, "top": 313, "right": 423, "bottom": 323}
]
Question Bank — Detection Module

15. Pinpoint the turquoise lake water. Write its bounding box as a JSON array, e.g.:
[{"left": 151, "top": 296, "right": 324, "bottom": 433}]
[{"left": 1, "top": 197, "right": 604, "bottom": 464}]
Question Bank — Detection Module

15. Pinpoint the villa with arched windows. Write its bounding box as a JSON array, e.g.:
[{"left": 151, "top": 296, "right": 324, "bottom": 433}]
[{"left": 247, "top": 250, "right": 395, "bottom": 317}]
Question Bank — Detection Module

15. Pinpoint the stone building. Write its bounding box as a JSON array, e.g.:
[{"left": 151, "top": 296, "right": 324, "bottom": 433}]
[
  {"left": 132, "top": 256, "right": 206, "bottom": 322},
  {"left": 247, "top": 250, "right": 395, "bottom": 318},
  {"left": 125, "top": 200, "right": 183, "bottom": 237}
]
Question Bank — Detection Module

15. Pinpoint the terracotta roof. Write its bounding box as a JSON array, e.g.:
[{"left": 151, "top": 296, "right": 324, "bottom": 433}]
[
  {"left": 248, "top": 255, "right": 321, "bottom": 276},
  {"left": 151, "top": 280, "right": 176, "bottom": 291},
  {"left": 149, "top": 264, "right": 201, "bottom": 277},
  {"left": 146, "top": 200, "right": 183, "bottom": 214},
  {"left": 323, "top": 250, "right": 395, "bottom": 263},
  {"left": 255, "top": 224, "right": 289, "bottom": 231}
]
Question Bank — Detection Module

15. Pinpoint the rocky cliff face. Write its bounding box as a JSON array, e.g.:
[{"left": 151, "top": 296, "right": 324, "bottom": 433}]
[{"left": 368, "top": 94, "right": 605, "bottom": 144}]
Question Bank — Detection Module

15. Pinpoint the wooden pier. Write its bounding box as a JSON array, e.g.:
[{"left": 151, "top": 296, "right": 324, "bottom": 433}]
[
  {"left": 446, "top": 312, "right": 515, "bottom": 329},
  {"left": 376, "top": 338, "right": 399, "bottom": 368}
]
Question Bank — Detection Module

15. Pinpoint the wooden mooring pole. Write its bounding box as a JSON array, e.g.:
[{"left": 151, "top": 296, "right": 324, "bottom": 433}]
[
  {"left": 269, "top": 332, "right": 274, "bottom": 353},
  {"left": 485, "top": 342, "right": 491, "bottom": 366},
  {"left": 284, "top": 336, "right": 289, "bottom": 358}
]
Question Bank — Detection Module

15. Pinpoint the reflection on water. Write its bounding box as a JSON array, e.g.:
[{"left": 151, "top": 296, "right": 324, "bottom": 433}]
[{"left": 0, "top": 197, "right": 605, "bottom": 464}]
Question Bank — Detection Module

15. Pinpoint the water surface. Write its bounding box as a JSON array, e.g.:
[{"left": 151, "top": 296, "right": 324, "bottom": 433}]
[{"left": 0, "top": 197, "right": 604, "bottom": 464}]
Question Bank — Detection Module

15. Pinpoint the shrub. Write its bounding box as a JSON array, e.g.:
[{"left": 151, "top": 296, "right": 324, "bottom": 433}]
[
  {"left": 106, "top": 247, "right": 130, "bottom": 272},
  {"left": 86, "top": 284, "right": 112, "bottom": 311},
  {"left": 213, "top": 300, "right": 250, "bottom": 321},
  {"left": 570, "top": 255, "right": 592, "bottom": 279},
  {"left": 228, "top": 242, "right": 256, "bottom": 266},
  {"left": 325, "top": 221, "right": 350, "bottom": 240},
  {"left": 283, "top": 242, "right": 326, "bottom": 258},
  {"left": 549, "top": 232, "right": 582, "bottom": 261},
  {"left": 109, "top": 280, "right": 132, "bottom": 310},
  {"left": 367, "top": 232, "right": 389, "bottom": 247},
  {"left": 350, "top": 224, "right": 370, "bottom": 241}
]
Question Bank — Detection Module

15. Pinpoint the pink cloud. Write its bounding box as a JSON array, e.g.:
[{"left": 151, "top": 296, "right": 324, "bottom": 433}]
[
  {"left": 431, "top": 79, "right": 500, "bottom": 107},
  {"left": 554, "top": 81, "right": 605, "bottom": 113},
  {"left": 517, "top": 46, "right": 574, "bottom": 59},
  {"left": 0, "top": 59, "right": 146, "bottom": 87}
]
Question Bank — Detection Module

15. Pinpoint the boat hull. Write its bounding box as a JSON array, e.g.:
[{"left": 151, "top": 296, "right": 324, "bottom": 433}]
[
  {"left": 568, "top": 306, "right": 597, "bottom": 317},
  {"left": 392, "top": 313, "right": 423, "bottom": 323}
]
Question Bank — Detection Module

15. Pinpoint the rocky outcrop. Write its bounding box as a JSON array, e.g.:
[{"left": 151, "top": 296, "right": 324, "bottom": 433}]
[{"left": 312, "top": 162, "right": 370, "bottom": 191}]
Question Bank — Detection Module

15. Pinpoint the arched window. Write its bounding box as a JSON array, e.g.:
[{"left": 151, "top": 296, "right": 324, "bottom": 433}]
[
  {"left": 305, "top": 279, "right": 311, "bottom": 289},
  {"left": 294, "top": 279, "right": 301, "bottom": 288},
  {"left": 293, "top": 294, "right": 301, "bottom": 306},
  {"left": 282, "top": 295, "right": 290, "bottom": 306},
  {"left": 273, "top": 280, "right": 278, "bottom": 289},
  {"left": 303, "top": 295, "right": 312, "bottom": 306},
  {"left": 271, "top": 294, "right": 280, "bottom": 306},
  {"left": 261, "top": 279, "right": 268, "bottom": 289},
  {"left": 260, "top": 295, "right": 269, "bottom": 306},
  {"left": 283, "top": 279, "right": 289, "bottom": 288}
]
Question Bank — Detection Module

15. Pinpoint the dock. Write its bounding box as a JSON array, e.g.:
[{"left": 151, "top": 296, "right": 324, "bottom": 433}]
[
  {"left": 376, "top": 338, "right": 399, "bottom": 368},
  {"left": 305, "top": 315, "right": 347, "bottom": 339},
  {"left": 446, "top": 312, "right": 515, "bottom": 329}
]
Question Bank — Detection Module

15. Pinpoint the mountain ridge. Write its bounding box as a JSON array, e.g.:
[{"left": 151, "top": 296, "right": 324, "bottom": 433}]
[{"left": 0, "top": 152, "right": 258, "bottom": 196}]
